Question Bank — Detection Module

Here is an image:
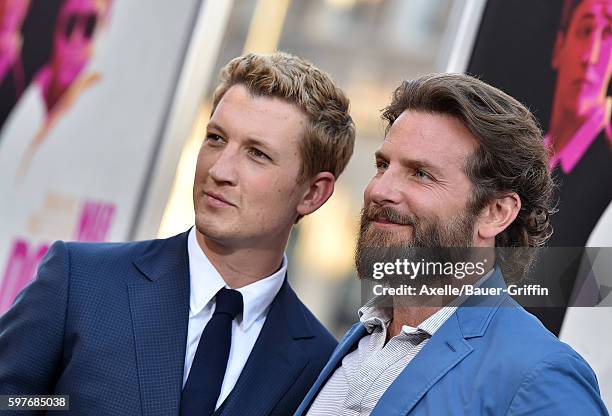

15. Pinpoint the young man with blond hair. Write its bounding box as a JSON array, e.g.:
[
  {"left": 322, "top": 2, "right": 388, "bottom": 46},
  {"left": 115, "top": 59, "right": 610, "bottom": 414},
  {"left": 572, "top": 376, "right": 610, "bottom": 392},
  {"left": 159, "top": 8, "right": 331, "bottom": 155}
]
[{"left": 0, "top": 52, "right": 355, "bottom": 416}]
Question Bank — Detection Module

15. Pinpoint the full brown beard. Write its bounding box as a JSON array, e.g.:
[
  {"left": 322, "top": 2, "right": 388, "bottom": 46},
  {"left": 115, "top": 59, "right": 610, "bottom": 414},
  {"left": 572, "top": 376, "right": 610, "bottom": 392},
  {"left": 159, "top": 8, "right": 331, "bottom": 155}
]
[{"left": 354, "top": 203, "right": 478, "bottom": 279}]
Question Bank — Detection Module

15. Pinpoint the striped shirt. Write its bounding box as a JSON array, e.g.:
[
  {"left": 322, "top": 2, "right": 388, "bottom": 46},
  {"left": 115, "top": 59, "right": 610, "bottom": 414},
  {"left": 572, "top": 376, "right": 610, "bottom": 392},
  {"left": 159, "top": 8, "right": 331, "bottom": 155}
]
[{"left": 306, "top": 269, "right": 494, "bottom": 416}]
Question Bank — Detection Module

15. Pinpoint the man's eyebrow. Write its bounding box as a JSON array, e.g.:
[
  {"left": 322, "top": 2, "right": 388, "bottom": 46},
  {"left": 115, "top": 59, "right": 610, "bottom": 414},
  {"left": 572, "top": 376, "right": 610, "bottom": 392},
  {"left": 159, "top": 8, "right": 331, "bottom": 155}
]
[
  {"left": 374, "top": 150, "right": 444, "bottom": 175},
  {"left": 206, "top": 121, "right": 228, "bottom": 136},
  {"left": 242, "top": 137, "right": 278, "bottom": 156},
  {"left": 206, "top": 122, "right": 280, "bottom": 159},
  {"left": 374, "top": 150, "right": 388, "bottom": 160},
  {"left": 401, "top": 158, "right": 443, "bottom": 175}
]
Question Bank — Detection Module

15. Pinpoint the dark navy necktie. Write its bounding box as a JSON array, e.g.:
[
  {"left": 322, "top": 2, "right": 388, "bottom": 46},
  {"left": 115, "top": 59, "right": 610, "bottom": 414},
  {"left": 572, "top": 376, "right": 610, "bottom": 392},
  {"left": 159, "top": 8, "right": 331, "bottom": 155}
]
[{"left": 180, "top": 287, "right": 243, "bottom": 416}]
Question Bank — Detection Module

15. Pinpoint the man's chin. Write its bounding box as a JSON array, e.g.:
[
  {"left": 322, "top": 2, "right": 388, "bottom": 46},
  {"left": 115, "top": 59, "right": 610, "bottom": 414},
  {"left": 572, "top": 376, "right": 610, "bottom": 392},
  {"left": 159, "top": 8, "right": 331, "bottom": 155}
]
[{"left": 194, "top": 220, "right": 236, "bottom": 244}]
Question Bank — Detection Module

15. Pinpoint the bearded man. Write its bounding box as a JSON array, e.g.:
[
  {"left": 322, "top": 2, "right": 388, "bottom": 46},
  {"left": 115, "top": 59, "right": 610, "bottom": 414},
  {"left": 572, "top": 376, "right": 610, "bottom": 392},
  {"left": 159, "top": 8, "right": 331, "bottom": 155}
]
[{"left": 295, "top": 73, "right": 608, "bottom": 416}]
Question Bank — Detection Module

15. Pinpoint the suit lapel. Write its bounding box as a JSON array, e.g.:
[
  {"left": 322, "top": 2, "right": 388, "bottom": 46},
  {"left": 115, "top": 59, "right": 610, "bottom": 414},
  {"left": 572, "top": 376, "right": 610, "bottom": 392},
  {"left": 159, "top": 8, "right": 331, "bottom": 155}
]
[
  {"left": 129, "top": 232, "right": 191, "bottom": 416},
  {"left": 371, "top": 266, "right": 508, "bottom": 416},
  {"left": 219, "top": 279, "right": 311, "bottom": 416},
  {"left": 294, "top": 323, "right": 368, "bottom": 416}
]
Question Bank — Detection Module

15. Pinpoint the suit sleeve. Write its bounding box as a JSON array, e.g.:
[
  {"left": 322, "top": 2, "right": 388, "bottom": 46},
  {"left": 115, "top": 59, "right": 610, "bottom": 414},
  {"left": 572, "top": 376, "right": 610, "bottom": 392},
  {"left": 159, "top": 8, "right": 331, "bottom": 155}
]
[
  {"left": 0, "top": 241, "right": 70, "bottom": 395},
  {"left": 507, "top": 351, "right": 609, "bottom": 415}
]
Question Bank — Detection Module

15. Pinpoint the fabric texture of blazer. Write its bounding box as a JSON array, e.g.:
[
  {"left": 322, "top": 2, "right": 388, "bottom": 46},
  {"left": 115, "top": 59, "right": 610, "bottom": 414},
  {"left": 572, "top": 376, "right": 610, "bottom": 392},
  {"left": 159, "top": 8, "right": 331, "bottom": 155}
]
[
  {"left": 0, "top": 231, "right": 338, "bottom": 415},
  {"left": 295, "top": 266, "right": 608, "bottom": 416}
]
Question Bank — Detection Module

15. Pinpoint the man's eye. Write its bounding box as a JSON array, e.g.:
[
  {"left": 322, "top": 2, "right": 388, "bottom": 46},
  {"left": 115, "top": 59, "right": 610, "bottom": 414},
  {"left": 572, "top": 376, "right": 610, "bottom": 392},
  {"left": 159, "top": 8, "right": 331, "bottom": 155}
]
[
  {"left": 205, "top": 134, "right": 225, "bottom": 144},
  {"left": 414, "top": 169, "right": 433, "bottom": 181},
  {"left": 249, "top": 148, "right": 271, "bottom": 161},
  {"left": 375, "top": 160, "right": 388, "bottom": 172},
  {"left": 576, "top": 25, "right": 593, "bottom": 38}
]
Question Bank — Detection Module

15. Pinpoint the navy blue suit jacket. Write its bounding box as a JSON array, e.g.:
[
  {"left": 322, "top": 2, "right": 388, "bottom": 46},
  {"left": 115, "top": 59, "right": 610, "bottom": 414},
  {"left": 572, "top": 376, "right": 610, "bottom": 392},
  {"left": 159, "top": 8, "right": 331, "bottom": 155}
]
[{"left": 0, "top": 231, "right": 337, "bottom": 415}]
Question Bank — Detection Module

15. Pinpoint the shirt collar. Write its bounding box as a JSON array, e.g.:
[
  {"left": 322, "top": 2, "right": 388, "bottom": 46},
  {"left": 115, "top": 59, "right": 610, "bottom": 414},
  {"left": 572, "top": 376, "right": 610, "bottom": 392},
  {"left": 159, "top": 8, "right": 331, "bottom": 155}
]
[
  {"left": 187, "top": 227, "right": 287, "bottom": 331},
  {"left": 358, "top": 296, "right": 392, "bottom": 333},
  {"left": 545, "top": 99, "right": 611, "bottom": 174},
  {"left": 358, "top": 266, "right": 495, "bottom": 337}
]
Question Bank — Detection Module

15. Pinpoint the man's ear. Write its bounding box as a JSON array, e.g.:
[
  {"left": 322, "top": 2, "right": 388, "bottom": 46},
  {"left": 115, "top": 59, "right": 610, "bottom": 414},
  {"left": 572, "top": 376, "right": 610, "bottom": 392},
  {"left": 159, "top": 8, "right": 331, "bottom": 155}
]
[
  {"left": 551, "top": 31, "right": 565, "bottom": 70},
  {"left": 296, "top": 172, "right": 335, "bottom": 218},
  {"left": 476, "top": 193, "right": 521, "bottom": 241}
]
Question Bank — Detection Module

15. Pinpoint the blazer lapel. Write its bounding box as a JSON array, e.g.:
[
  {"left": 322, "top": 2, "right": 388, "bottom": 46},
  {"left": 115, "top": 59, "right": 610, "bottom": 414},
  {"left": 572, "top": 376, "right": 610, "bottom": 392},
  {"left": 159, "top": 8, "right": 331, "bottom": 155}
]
[
  {"left": 294, "top": 323, "right": 368, "bottom": 416},
  {"left": 129, "top": 232, "right": 191, "bottom": 416},
  {"left": 371, "top": 314, "right": 473, "bottom": 416},
  {"left": 219, "top": 279, "right": 311, "bottom": 416},
  {"left": 371, "top": 266, "right": 508, "bottom": 416}
]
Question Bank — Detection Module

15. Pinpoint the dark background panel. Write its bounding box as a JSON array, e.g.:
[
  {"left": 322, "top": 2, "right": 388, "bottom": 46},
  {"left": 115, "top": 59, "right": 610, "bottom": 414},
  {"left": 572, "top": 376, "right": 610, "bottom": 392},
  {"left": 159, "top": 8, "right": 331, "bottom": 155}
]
[
  {"left": 467, "top": 0, "right": 563, "bottom": 131},
  {"left": 0, "top": 0, "right": 62, "bottom": 131},
  {"left": 20, "top": 0, "right": 63, "bottom": 88}
]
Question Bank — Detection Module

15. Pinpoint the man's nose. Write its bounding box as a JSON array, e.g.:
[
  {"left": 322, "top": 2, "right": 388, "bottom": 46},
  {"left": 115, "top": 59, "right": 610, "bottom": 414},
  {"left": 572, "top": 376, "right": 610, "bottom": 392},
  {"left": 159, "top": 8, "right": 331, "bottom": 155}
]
[
  {"left": 208, "top": 147, "right": 238, "bottom": 186},
  {"left": 367, "top": 169, "right": 402, "bottom": 205}
]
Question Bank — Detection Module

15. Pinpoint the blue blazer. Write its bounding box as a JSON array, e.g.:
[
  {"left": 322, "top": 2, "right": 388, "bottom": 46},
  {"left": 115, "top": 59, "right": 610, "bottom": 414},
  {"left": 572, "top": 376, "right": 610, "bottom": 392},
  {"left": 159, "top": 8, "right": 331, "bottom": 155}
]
[
  {"left": 295, "top": 267, "right": 608, "bottom": 415},
  {"left": 0, "top": 231, "right": 337, "bottom": 415}
]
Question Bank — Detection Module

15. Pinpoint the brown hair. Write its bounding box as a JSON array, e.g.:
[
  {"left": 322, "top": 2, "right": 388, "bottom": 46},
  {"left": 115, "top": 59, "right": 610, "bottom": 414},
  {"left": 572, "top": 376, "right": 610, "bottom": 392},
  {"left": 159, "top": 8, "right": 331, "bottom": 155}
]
[
  {"left": 382, "top": 73, "right": 555, "bottom": 281},
  {"left": 212, "top": 52, "right": 355, "bottom": 182}
]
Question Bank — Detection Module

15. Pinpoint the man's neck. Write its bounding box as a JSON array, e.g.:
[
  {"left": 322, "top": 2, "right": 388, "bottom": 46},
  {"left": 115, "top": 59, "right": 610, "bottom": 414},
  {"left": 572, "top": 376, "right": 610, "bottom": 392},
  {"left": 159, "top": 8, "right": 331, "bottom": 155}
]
[{"left": 195, "top": 229, "right": 287, "bottom": 289}]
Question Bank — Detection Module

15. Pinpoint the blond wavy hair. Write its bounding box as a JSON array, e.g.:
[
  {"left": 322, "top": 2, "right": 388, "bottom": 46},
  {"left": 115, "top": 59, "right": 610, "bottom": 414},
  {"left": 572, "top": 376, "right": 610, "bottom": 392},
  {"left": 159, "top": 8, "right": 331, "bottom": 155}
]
[{"left": 212, "top": 52, "right": 355, "bottom": 182}]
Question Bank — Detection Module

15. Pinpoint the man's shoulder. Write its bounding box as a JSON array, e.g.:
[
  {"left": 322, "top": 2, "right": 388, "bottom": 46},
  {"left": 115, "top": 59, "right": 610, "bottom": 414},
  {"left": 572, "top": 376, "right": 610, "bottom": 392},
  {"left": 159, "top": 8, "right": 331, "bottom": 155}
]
[
  {"left": 45, "top": 231, "right": 190, "bottom": 288},
  {"left": 482, "top": 297, "right": 589, "bottom": 371},
  {"left": 299, "top": 300, "right": 338, "bottom": 347},
  {"left": 495, "top": 298, "right": 573, "bottom": 347},
  {"left": 61, "top": 231, "right": 188, "bottom": 263},
  {"left": 283, "top": 284, "right": 337, "bottom": 352},
  {"left": 486, "top": 300, "right": 606, "bottom": 413},
  {"left": 448, "top": 298, "right": 604, "bottom": 410}
]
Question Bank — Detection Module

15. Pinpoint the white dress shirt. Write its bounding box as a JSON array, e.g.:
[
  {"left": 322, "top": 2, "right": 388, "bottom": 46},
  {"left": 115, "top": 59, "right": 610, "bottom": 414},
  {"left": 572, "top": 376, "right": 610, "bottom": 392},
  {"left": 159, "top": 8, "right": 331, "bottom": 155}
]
[{"left": 183, "top": 228, "right": 286, "bottom": 409}]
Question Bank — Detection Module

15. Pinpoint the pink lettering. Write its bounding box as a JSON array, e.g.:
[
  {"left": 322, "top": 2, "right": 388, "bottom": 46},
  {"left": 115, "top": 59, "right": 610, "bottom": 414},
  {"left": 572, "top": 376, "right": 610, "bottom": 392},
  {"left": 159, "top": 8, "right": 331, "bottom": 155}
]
[
  {"left": 74, "top": 201, "right": 116, "bottom": 242},
  {"left": 0, "top": 239, "right": 49, "bottom": 314}
]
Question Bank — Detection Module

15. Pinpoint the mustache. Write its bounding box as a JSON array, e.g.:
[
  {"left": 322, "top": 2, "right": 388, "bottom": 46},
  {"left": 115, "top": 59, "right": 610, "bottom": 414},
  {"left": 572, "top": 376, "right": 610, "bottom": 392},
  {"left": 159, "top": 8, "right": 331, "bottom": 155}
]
[{"left": 362, "top": 204, "right": 415, "bottom": 226}]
